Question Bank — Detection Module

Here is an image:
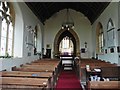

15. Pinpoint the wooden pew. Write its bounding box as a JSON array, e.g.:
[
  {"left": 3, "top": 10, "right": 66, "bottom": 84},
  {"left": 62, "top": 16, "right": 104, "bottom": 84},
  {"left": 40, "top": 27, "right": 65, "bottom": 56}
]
[
  {"left": 29, "top": 60, "right": 60, "bottom": 74},
  {"left": 88, "top": 81, "right": 120, "bottom": 90},
  {"left": 101, "top": 66, "right": 120, "bottom": 80},
  {"left": 32, "top": 59, "right": 60, "bottom": 63},
  {"left": 12, "top": 66, "right": 57, "bottom": 87},
  {"left": 80, "top": 58, "right": 117, "bottom": 69},
  {"left": 0, "top": 71, "right": 54, "bottom": 89},
  {"left": 22, "top": 64, "right": 58, "bottom": 68},
  {"left": 14, "top": 66, "right": 55, "bottom": 72},
  {"left": 11, "top": 59, "right": 61, "bottom": 88},
  {"left": 79, "top": 58, "right": 119, "bottom": 85},
  {"left": 30, "top": 59, "right": 61, "bottom": 68},
  {"left": 30, "top": 62, "right": 59, "bottom": 66},
  {"left": 12, "top": 61, "right": 61, "bottom": 87},
  {"left": 1, "top": 85, "right": 41, "bottom": 89},
  {"left": 0, "top": 71, "right": 52, "bottom": 78},
  {"left": 30, "top": 61, "right": 59, "bottom": 66},
  {"left": 0, "top": 77, "right": 49, "bottom": 89}
]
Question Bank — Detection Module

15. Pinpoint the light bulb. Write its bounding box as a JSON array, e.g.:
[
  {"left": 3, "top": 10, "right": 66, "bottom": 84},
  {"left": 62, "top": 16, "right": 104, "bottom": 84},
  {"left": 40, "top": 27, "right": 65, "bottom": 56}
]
[
  {"left": 68, "top": 28, "right": 70, "bottom": 30},
  {"left": 66, "top": 24, "right": 68, "bottom": 27},
  {"left": 61, "top": 26, "right": 64, "bottom": 29}
]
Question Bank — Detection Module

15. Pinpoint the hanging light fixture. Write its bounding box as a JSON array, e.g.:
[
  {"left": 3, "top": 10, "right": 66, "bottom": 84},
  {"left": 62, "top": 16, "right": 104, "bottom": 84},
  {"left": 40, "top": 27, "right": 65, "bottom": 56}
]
[{"left": 61, "top": 9, "right": 74, "bottom": 30}]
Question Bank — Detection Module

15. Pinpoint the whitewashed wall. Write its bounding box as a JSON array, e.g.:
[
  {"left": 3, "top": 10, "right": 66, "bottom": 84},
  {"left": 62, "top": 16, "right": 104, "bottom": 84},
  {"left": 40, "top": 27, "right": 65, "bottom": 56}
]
[
  {"left": 18, "top": 2, "right": 43, "bottom": 57},
  {"left": 92, "top": 2, "right": 119, "bottom": 64},
  {"left": 118, "top": 2, "right": 120, "bottom": 65},
  {"left": 0, "top": 56, "right": 38, "bottom": 71},
  {"left": 44, "top": 9, "right": 93, "bottom": 58},
  {"left": 0, "top": 2, "right": 43, "bottom": 71},
  {"left": 13, "top": 2, "right": 24, "bottom": 58}
]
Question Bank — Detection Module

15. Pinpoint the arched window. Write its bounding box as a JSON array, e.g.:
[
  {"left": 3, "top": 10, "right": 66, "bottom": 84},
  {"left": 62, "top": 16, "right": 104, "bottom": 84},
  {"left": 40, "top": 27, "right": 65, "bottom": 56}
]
[
  {"left": 96, "top": 22, "right": 104, "bottom": 53},
  {"left": 59, "top": 36, "right": 73, "bottom": 55},
  {"left": 62, "top": 36, "right": 69, "bottom": 49},
  {"left": 0, "top": 1, "right": 15, "bottom": 57},
  {"left": 33, "top": 26, "right": 37, "bottom": 55},
  {"left": 34, "top": 26, "right": 37, "bottom": 48}
]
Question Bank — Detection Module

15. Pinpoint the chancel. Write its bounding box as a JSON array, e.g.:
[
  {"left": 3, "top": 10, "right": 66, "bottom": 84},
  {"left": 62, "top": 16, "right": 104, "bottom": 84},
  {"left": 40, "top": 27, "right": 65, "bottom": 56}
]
[{"left": 0, "top": 1, "right": 120, "bottom": 90}]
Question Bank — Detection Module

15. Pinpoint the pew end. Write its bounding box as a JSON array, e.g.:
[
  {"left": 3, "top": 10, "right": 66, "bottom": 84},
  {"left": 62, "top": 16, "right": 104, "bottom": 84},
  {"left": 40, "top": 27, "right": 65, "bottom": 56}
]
[{"left": 11, "top": 66, "right": 17, "bottom": 71}]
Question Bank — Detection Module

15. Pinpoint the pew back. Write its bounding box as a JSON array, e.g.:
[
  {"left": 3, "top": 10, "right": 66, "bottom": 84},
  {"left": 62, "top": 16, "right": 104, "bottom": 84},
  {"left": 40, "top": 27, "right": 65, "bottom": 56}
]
[
  {"left": 0, "top": 77, "right": 48, "bottom": 87},
  {"left": 88, "top": 81, "right": 120, "bottom": 89},
  {"left": 1, "top": 71, "right": 52, "bottom": 78}
]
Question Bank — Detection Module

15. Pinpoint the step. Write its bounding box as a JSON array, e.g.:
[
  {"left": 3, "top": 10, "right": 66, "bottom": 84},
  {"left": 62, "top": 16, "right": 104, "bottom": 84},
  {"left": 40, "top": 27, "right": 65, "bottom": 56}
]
[
  {"left": 62, "top": 60, "right": 73, "bottom": 65},
  {"left": 64, "top": 67, "right": 73, "bottom": 70},
  {"left": 64, "top": 64, "right": 73, "bottom": 67}
]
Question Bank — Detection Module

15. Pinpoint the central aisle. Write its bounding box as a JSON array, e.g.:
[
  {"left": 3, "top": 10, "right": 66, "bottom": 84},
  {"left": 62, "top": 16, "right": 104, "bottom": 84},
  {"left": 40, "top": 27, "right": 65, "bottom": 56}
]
[{"left": 55, "top": 70, "right": 83, "bottom": 90}]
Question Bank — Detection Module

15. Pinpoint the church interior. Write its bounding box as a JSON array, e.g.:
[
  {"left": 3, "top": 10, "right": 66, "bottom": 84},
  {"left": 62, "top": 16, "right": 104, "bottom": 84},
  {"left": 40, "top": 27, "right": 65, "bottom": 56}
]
[{"left": 0, "top": 1, "right": 120, "bottom": 90}]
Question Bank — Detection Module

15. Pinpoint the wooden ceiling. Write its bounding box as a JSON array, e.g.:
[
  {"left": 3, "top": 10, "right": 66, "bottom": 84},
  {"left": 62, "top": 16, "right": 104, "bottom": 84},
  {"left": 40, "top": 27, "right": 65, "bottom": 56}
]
[{"left": 26, "top": 2, "right": 110, "bottom": 24}]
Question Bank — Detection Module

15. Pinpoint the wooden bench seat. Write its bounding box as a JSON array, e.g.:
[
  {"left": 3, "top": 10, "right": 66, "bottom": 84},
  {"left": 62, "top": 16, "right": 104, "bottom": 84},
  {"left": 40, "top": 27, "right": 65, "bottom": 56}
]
[
  {"left": 29, "top": 60, "right": 60, "bottom": 69},
  {"left": 80, "top": 64, "right": 116, "bottom": 69},
  {"left": 79, "top": 58, "right": 119, "bottom": 85},
  {"left": 22, "top": 64, "right": 58, "bottom": 68},
  {"left": 0, "top": 77, "right": 48, "bottom": 88},
  {"left": 32, "top": 59, "right": 60, "bottom": 63},
  {"left": 0, "top": 71, "right": 53, "bottom": 78},
  {"left": 0, "top": 85, "right": 41, "bottom": 89},
  {"left": 8, "top": 59, "right": 61, "bottom": 88},
  {"left": 0, "top": 59, "right": 61, "bottom": 89},
  {"left": 30, "top": 61, "right": 59, "bottom": 64},
  {"left": 88, "top": 81, "right": 120, "bottom": 90},
  {"left": 14, "top": 66, "right": 55, "bottom": 72},
  {"left": 31, "top": 61, "right": 59, "bottom": 63},
  {"left": 101, "top": 66, "right": 120, "bottom": 80}
]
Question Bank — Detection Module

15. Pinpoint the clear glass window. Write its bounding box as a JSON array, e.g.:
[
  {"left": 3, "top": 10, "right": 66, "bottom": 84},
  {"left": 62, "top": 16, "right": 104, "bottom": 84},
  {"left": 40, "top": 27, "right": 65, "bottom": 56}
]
[{"left": 0, "top": 2, "right": 14, "bottom": 57}]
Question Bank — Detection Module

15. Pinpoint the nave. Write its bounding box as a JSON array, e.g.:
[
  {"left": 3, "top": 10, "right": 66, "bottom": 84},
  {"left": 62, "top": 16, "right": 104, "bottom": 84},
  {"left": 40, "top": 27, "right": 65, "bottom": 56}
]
[
  {"left": 0, "top": 1, "right": 120, "bottom": 90},
  {"left": 0, "top": 57, "right": 120, "bottom": 90}
]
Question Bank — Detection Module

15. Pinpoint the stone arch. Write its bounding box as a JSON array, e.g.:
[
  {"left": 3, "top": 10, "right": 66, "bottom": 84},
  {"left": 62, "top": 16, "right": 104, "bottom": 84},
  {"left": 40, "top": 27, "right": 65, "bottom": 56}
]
[{"left": 54, "top": 28, "right": 80, "bottom": 57}]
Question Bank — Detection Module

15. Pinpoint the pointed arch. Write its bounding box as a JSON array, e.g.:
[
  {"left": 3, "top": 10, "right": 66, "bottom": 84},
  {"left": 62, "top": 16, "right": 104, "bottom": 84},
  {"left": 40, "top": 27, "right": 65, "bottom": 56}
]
[
  {"left": 0, "top": 2, "right": 15, "bottom": 57},
  {"left": 54, "top": 28, "right": 80, "bottom": 57},
  {"left": 107, "top": 18, "right": 114, "bottom": 30},
  {"left": 96, "top": 22, "right": 104, "bottom": 54}
]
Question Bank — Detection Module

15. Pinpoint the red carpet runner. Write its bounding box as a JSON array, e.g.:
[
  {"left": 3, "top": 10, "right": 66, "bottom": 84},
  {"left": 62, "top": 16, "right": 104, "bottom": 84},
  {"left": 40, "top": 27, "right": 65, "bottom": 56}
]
[{"left": 55, "top": 70, "right": 83, "bottom": 90}]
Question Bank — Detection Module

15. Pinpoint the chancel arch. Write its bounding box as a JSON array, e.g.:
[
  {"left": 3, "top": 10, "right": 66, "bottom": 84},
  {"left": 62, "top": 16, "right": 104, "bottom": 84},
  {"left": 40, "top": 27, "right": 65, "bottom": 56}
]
[{"left": 54, "top": 28, "right": 80, "bottom": 58}]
